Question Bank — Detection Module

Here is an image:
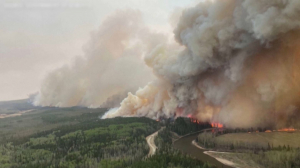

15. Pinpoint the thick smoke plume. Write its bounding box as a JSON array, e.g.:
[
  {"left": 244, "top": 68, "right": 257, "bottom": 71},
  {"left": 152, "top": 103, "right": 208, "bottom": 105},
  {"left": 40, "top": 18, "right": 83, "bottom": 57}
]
[
  {"left": 103, "top": 0, "right": 300, "bottom": 129},
  {"left": 34, "top": 10, "right": 167, "bottom": 108}
]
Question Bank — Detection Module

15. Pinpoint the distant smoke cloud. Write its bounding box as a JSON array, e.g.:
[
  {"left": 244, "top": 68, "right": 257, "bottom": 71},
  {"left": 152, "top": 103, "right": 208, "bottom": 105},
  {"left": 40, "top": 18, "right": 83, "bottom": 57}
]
[
  {"left": 103, "top": 0, "right": 300, "bottom": 129},
  {"left": 36, "top": 0, "right": 300, "bottom": 129},
  {"left": 34, "top": 10, "right": 166, "bottom": 108}
]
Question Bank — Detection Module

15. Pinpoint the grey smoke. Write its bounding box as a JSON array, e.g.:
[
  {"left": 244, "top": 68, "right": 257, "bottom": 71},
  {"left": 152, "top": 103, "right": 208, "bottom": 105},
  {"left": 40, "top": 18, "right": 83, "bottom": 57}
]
[{"left": 104, "top": 0, "right": 300, "bottom": 128}]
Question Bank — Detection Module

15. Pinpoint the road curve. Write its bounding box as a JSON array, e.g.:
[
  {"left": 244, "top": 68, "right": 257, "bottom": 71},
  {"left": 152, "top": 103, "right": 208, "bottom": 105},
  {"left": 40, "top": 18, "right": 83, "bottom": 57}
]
[{"left": 146, "top": 130, "right": 159, "bottom": 157}]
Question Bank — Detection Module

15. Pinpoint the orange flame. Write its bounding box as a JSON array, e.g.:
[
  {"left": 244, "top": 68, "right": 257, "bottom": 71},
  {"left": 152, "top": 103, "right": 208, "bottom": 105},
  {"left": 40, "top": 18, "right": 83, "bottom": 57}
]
[
  {"left": 187, "top": 114, "right": 201, "bottom": 124},
  {"left": 211, "top": 122, "right": 223, "bottom": 128},
  {"left": 191, "top": 118, "right": 200, "bottom": 124},
  {"left": 277, "top": 128, "right": 296, "bottom": 132}
]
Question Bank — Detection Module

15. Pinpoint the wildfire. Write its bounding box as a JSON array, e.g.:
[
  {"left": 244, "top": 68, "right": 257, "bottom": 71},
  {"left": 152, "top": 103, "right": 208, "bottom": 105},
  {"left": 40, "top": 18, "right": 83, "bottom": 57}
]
[
  {"left": 211, "top": 122, "right": 223, "bottom": 128},
  {"left": 187, "top": 114, "right": 201, "bottom": 124},
  {"left": 260, "top": 128, "right": 297, "bottom": 133},
  {"left": 277, "top": 128, "right": 296, "bottom": 132},
  {"left": 191, "top": 118, "right": 200, "bottom": 124},
  {"left": 176, "top": 107, "right": 184, "bottom": 117}
]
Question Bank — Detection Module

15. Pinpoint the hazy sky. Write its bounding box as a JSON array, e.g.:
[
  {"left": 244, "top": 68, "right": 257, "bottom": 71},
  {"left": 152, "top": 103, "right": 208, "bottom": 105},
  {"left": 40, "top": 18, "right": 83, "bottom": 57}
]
[{"left": 0, "top": 0, "right": 197, "bottom": 101}]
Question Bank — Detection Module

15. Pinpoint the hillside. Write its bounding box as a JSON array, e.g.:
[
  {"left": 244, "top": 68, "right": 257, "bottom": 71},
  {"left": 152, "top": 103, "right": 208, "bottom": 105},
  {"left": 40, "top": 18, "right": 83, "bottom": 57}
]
[
  {"left": 0, "top": 103, "right": 213, "bottom": 168},
  {"left": 0, "top": 99, "right": 38, "bottom": 114}
]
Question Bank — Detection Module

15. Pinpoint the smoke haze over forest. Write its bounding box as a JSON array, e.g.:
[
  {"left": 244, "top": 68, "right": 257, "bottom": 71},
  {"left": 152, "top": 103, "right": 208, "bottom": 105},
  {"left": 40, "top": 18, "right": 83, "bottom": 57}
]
[
  {"left": 0, "top": 0, "right": 195, "bottom": 101},
  {"left": 30, "top": 0, "right": 300, "bottom": 128}
]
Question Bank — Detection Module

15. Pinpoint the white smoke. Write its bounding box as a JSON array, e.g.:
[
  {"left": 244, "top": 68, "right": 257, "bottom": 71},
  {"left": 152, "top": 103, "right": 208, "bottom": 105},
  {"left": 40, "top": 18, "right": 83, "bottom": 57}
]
[
  {"left": 104, "top": 0, "right": 300, "bottom": 128},
  {"left": 34, "top": 10, "right": 167, "bottom": 108}
]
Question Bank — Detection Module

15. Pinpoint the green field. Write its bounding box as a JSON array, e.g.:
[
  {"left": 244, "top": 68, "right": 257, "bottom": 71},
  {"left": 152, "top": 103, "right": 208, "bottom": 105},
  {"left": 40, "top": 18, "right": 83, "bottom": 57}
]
[
  {"left": 197, "top": 132, "right": 300, "bottom": 168},
  {"left": 198, "top": 131, "right": 300, "bottom": 150},
  {"left": 215, "top": 132, "right": 300, "bottom": 149},
  {"left": 205, "top": 148, "right": 300, "bottom": 168}
]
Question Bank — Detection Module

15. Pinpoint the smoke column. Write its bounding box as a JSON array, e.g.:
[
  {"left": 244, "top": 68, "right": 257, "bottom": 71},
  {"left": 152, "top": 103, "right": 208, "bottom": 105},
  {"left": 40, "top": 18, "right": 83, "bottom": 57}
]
[
  {"left": 34, "top": 10, "right": 168, "bottom": 108},
  {"left": 103, "top": 0, "right": 300, "bottom": 129}
]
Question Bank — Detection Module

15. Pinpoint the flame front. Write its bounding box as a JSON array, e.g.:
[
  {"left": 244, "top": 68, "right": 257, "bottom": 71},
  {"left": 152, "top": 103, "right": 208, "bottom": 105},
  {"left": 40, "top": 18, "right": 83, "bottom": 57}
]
[
  {"left": 278, "top": 128, "right": 297, "bottom": 132},
  {"left": 211, "top": 123, "right": 223, "bottom": 128},
  {"left": 99, "top": 1, "right": 300, "bottom": 129}
]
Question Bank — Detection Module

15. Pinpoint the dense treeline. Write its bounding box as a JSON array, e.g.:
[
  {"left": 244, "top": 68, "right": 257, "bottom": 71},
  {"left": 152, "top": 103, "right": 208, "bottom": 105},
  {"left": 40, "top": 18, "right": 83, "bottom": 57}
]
[
  {"left": 0, "top": 116, "right": 160, "bottom": 168},
  {"left": 166, "top": 117, "right": 211, "bottom": 136},
  {"left": 130, "top": 128, "right": 214, "bottom": 168},
  {"left": 0, "top": 108, "right": 108, "bottom": 145},
  {"left": 249, "top": 149, "right": 300, "bottom": 168},
  {"left": 129, "top": 153, "right": 212, "bottom": 168},
  {"left": 0, "top": 111, "right": 215, "bottom": 168},
  {"left": 6, "top": 111, "right": 156, "bottom": 145}
]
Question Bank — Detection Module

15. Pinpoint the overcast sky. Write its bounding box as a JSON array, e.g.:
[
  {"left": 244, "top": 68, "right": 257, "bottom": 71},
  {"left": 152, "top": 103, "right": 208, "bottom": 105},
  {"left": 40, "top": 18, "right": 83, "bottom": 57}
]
[{"left": 0, "top": 0, "right": 198, "bottom": 101}]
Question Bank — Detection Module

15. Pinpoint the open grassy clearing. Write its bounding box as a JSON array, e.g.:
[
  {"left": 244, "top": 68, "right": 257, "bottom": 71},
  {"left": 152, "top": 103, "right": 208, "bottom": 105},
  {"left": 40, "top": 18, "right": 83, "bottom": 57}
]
[
  {"left": 205, "top": 152, "right": 262, "bottom": 168},
  {"left": 214, "top": 132, "right": 300, "bottom": 148},
  {"left": 198, "top": 132, "right": 300, "bottom": 168},
  {"left": 198, "top": 131, "right": 300, "bottom": 150},
  {"left": 206, "top": 150, "right": 300, "bottom": 168}
]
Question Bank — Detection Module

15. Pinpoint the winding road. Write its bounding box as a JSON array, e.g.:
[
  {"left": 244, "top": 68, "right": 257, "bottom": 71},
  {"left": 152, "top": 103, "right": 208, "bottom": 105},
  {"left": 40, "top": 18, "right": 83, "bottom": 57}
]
[{"left": 146, "top": 130, "right": 159, "bottom": 157}]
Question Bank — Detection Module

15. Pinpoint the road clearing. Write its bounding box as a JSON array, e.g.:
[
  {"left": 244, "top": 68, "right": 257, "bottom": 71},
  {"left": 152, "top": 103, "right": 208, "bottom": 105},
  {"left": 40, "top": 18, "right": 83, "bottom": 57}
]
[{"left": 0, "top": 109, "right": 34, "bottom": 119}]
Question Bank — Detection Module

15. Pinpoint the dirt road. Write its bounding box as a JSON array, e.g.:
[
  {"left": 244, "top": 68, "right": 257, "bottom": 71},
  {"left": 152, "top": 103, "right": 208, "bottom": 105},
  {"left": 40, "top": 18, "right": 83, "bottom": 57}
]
[{"left": 146, "top": 130, "right": 159, "bottom": 157}]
